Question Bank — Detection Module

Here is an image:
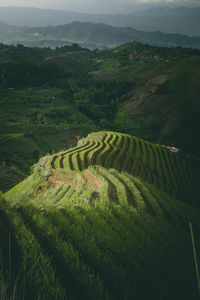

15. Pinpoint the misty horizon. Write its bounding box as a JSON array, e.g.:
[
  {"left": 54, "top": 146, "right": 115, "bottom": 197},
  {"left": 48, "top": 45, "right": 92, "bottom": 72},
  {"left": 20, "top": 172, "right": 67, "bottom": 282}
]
[{"left": 0, "top": 1, "right": 200, "bottom": 14}]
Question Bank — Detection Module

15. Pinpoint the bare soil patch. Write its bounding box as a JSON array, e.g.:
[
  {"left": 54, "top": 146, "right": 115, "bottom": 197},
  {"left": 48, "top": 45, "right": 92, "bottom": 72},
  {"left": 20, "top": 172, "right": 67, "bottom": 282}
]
[
  {"left": 123, "top": 74, "right": 168, "bottom": 114},
  {"left": 151, "top": 74, "right": 167, "bottom": 84},
  {"left": 49, "top": 169, "right": 102, "bottom": 193},
  {"left": 84, "top": 170, "right": 102, "bottom": 192}
]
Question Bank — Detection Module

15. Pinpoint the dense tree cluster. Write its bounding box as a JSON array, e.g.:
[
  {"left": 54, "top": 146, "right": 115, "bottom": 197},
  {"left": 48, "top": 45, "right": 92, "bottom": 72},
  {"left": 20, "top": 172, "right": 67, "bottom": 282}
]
[{"left": 0, "top": 60, "right": 64, "bottom": 88}]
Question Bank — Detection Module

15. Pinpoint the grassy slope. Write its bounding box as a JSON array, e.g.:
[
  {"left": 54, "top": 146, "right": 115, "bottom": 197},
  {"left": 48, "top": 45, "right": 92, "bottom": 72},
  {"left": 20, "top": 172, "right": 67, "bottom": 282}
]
[
  {"left": 1, "top": 131, "right": 200, "bottom": 300},
  {"left": 93, "top": 46, "right": 200, "bottom": 156}
]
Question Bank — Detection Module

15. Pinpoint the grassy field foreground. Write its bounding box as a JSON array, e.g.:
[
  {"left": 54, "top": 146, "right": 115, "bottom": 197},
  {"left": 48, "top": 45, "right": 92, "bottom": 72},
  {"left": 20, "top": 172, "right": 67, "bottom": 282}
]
[{"left": 1, "top": 131, "right": 200, "bottom": 300}]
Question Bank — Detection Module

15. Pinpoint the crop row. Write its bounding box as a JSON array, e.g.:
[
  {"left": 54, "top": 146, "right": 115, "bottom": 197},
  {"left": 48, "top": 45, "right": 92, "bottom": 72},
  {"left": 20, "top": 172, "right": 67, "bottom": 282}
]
[
  {"left": 0, "top": 166, "right": 25, "bottom": 192},
  {"left": 48, "top": 131, "right": 199, "bottom": 202}
]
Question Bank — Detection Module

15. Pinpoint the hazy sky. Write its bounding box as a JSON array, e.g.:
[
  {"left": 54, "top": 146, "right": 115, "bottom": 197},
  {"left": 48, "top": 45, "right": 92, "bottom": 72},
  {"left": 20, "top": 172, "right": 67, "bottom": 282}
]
[{"left": 0, "top": 0, "right": 199, "bottom": 13}]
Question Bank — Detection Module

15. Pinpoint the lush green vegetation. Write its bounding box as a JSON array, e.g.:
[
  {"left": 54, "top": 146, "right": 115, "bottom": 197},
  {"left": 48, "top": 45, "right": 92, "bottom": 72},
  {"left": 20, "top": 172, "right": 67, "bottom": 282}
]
[
  {"left": 0, "top": 43, "right": 132, "bottom": 182},
  {"left": 1, "top": 131, "right": 200, "bottom": 299},
  {"left": 0, "top": 42, "right": 200, "bottom": 193},
  {"left": 0, "top": 43, "right": 200, "bottom": 182},
  {"left": 0, "top": 42, "right": 200, "bottom": 299}
]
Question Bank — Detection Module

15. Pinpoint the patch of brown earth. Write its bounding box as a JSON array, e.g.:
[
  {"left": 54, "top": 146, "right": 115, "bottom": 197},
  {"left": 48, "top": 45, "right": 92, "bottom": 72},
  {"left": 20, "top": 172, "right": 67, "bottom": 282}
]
[
  {"left": 49, "top": 170, "right": 77, "bottom": 187},
  {"left": 151, "top": 74, "right": 167, "bottom": 84},
  {"left": 49, "top": 176, "right": 74, "bottom": 187},
  {"left": 123, "top": 74, "right": 167, "bottom": 115},
  {"left": 123, "top": 95, "right": 147, "bottom": 115},
  {"left": 123, "top": 97, "right": 143, "bottom": 112},
  {"left": 49, "top": 170, "right": 102, "bottom": 193},
  {"left": 84, "top": 170, "right": 102, "bottom": 193}
]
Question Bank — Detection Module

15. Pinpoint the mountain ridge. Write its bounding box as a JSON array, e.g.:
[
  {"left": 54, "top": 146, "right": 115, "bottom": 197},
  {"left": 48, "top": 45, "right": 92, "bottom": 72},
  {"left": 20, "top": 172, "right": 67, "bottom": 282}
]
[
  {"left": 0, "top": 6, "right": 199, "bottom": 36},
  {"left": 1, "top": 20, "right": 200, "bottom": 49}
]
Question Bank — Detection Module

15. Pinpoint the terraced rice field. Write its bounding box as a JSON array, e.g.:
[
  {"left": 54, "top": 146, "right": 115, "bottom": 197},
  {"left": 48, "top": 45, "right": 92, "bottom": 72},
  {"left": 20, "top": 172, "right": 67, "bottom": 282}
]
[
  {"left": 1, "top": 131, "right": 200, "bottom": 300},
  {"left": 50, "top": 131, "right": 200, "bottom": 202},
  {"left": 0, "top": 135, "right": 28, "bottom": 167}
]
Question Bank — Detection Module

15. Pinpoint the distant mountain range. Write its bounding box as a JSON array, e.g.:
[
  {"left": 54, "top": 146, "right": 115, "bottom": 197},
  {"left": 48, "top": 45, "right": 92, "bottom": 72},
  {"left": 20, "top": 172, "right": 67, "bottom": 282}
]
[
  {"left": 0, "top": 21, "right": 200, "bottom": 49},
  {"left": 0, "top": 6, "right": 200, "bottom": 36}
]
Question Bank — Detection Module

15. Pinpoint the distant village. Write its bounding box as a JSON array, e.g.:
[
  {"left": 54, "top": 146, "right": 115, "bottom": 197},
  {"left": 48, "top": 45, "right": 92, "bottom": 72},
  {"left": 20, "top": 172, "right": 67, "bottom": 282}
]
[{"left": 129, "top": 51, "right": 161, "bottom": 63}]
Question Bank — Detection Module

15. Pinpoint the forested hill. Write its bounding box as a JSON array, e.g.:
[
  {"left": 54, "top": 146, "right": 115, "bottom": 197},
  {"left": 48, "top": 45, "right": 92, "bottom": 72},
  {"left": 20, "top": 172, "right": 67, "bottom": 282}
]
[
  {"left": 0, "top": 42, "right": 200, "bottom": 192},
  {"left": 24, "top": 22, "right": 200, "bottom": 49},
  {"left": 1, "top": 21, "right": 200, "bottom": 49}
]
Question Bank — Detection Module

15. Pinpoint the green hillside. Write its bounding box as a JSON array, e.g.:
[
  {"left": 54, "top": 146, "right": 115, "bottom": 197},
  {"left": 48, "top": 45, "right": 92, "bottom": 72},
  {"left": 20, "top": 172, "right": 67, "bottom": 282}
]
[
  {"left": 0, "top": 42, "right": 200, "bottom": 187},
  {"left": 1, "top": 131, "right": 200, "bottom": 299},
  {"left": 50, "top": 131, "right": 200, "bottom": 202},
  {"left": 92, "top": 43, "right": 200, "bottom": 156},
  {"left": 0, "top": 165, "right": 25, "bottom": 193}
]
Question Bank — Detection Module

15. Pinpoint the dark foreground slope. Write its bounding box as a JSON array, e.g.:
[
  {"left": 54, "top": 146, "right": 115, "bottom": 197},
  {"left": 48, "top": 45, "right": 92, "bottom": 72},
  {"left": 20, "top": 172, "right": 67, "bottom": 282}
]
[{"left": 1, "top": 132, "right": 200, "bottom": 300}]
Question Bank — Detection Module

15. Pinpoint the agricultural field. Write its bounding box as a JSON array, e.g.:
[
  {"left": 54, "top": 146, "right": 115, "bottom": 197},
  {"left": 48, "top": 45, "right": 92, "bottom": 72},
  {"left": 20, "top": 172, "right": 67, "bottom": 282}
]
[
  {"left": 50, "top": 131, "right": 200, "bottom": 202},
  {"left": 1, "top": 131, "right": 200, "bottom": 300}
]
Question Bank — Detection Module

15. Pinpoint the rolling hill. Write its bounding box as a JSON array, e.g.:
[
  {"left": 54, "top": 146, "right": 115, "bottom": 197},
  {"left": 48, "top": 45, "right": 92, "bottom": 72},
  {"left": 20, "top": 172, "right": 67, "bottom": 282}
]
[
  {"left": 1, "top": 20, "right": 200, "bottom": 49},
  {"left": 22, "top": 22, "right": 200, "bottom": 49},
  {"left": 92, "top": 42, "right": 200, "bottom": 156},
  {"left": 1, "top": 131, "right": 200, "bottom": 299}
]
